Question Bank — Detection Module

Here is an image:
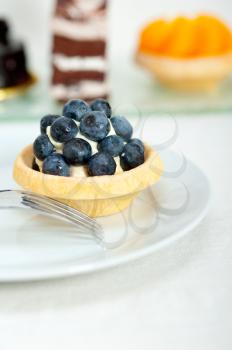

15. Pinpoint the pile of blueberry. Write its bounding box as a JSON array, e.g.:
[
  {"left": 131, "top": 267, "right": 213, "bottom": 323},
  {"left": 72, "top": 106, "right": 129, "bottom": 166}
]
[{"left": 33, "top": 99, "right": 145, "bottom": 177}]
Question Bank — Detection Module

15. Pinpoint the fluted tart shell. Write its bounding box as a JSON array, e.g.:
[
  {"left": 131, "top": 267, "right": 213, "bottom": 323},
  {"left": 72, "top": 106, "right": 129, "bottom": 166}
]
[{"left": 13, "top": 144, "right": 163, "bottom": 217}]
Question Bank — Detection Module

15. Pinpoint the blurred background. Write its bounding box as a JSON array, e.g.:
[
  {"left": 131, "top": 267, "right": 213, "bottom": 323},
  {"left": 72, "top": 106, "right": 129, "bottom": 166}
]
[
  {"left": 1, "top": 0, "right": 232, "bottom": 117},
  {"left": 1, "top": 0, "right": 232, "bottom": 69}
]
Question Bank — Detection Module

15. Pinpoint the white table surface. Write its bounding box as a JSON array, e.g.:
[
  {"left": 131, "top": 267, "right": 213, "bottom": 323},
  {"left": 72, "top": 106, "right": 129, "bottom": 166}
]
[{"left": 0, "top": 114, "right": 231, "bottom": 349}]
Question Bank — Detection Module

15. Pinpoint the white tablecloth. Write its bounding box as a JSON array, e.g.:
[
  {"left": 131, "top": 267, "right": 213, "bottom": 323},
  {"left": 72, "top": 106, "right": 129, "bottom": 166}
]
[{"left": 0, "top": 114, "right": 231, "bottom": 350}]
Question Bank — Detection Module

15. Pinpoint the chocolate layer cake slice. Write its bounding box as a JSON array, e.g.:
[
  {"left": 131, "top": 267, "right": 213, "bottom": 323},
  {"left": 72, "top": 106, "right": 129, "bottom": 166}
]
[{"left": 51, "top": 0, "right": 109, "bottom": 102}]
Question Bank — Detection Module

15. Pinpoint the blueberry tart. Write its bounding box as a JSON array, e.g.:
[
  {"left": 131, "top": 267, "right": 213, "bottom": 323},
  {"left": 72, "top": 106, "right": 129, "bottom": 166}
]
[{"left": 14, "top": 99, "right": 163, "bottom": 217}]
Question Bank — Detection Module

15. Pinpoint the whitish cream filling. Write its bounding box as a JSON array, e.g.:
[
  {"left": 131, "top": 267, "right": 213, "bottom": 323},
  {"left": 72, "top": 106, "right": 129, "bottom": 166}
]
[
  {"left": 51, "top": 81, "right": 109, "bottom": 100},
  {"left": 53, "top": 54, "right": 107, "bottom": 72},
  {"left": 36, "top": 120, "right": 123, "bottom": 177},
  {"left": 35, "top": 158, "right": 43, "bottom": 171},
  {"left": 52, "top": 17, "right": 107, "bottom": 40},
  {"left": 46, "top": 126, "right": 63, "bottom": 150}
]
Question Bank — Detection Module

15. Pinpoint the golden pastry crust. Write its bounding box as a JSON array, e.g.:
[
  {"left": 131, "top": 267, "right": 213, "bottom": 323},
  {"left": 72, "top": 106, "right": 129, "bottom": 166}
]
[{"left": 13, "top": 144, "right": 163, "bottom": 217}]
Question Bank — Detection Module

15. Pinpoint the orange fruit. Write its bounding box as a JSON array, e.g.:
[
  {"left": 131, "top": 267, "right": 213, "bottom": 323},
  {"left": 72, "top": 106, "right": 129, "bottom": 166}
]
[{"left": 138, "top": 14, "right": 232, "bottom": 58}]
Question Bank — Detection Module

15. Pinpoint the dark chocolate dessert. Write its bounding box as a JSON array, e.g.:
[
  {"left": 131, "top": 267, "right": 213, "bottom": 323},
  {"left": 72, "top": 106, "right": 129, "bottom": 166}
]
[{"left": 0, "top": 19, "right": 30, "bottom": 89}]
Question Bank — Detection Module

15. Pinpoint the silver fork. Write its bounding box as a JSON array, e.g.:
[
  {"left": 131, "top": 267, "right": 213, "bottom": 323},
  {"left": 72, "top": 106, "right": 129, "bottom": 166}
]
[{"left": 0, "top": 189, "right": 103, "bottom": 244}]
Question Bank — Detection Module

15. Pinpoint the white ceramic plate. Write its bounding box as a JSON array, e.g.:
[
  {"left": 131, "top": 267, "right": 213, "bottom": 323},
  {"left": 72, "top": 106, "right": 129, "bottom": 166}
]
[{"left": 0, "top": 123, "right": 210, "bottom": 282}]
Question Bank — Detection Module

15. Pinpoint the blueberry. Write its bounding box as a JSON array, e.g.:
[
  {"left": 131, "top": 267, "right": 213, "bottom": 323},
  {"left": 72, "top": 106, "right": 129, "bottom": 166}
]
[
  {"left": 40, "top": 114, "right": 60, "bottom": 134},
  {"left": 63, "top": 99, "right": 91, "bottom": 121},
  {"left": 111, "top": 116, "right": 133, "bottom": 141},
  {"left": 128, "top": 138, "right": 144, "bottom": 153},
  {"left": 90, "top": 99, "right": 112, "bottom": 118},
  {"left": 80, "top": 111, "right": 110, "bottom": 142},
  {"left": 88, "top": 152, "right": 116, "bottom": 176},
  {"left": 63, "top": 138, "right": 92, "bottom": 165},
  {"left": 42, "top": 153, "right": 70, "bottom": 177},
  {"left": 33, "top": 134, "right": 54, "bottom": 161},
  {"left": 98, "top": 135, "right": 124, "bottom": 157},
  {"left": 120, "top": 143, "right": 144, "bottom": 171},
  {"left": 50, "top": 116, "right": 78, "bottom": 143},
  {"left": 32, "top": 158, "right": 40, "bottom": 172}
]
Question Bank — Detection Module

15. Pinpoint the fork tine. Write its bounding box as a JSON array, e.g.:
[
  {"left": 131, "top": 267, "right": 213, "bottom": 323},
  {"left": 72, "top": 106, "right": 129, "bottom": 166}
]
[
  {"left": 21, "top": 192, "right": 101, "bottom": 228},
  {"left": 22, "top": 193, "right": 102, "bottom": 231},
  {"left": 21, "top": 191, "right": 101, "bottom": 231},
  {"left": 22, "top": 198, "right": 103, "bottom": 242},
  {"left": 21, "top": 190, "right": 96, "bottom": 224},
  {"left": 22, "top": 196, "right": 100, "bottom": 232},
  {"left": 22, "top": 200, "right": 100, "bottom": 242}
]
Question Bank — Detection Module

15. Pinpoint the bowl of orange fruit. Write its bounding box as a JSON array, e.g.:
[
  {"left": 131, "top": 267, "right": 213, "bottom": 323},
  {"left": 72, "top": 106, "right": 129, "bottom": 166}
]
[{"left": 136, "top": 14, "right": 232, "bottom": 91}]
